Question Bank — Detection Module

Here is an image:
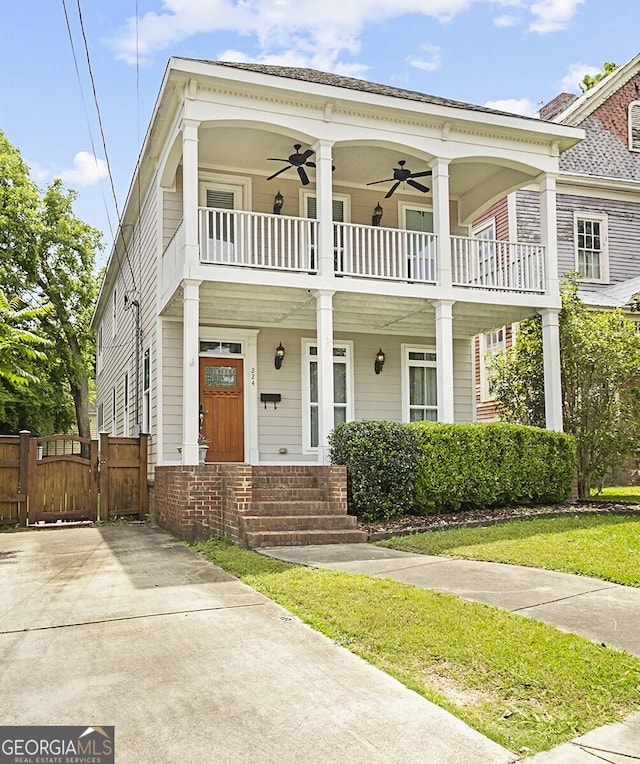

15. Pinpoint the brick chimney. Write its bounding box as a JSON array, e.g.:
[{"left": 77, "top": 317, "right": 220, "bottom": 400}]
[{"left": 539, "top": 92, "right": 578, "bottom": 121}]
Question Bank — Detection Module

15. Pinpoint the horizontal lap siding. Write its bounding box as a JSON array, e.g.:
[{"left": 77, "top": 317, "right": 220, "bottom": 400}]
[
  {"left": 162, "top": 320, "right": 183, "bottom": 463},
  {"left": 473, "top": 197, "right": 509, "bottom": 240}
]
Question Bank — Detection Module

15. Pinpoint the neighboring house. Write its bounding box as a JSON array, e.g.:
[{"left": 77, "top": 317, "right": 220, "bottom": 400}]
[
  {"left": 90, "top": 58, "right": 580, "bottom": 545},
  {"left": 474, "top": 53, "right": 640, "bottom": 419}
]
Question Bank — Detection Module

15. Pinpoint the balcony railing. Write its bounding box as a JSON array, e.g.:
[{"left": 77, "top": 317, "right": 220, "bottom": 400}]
[
  {"left": 162, "top": 221, "right": 185, "bottom": 296},
  {"left": 451, "top": 236, "right": 545, "bottom": 292},
  {"left": 193, "top": 208, "right": 546, "bottom": 294}
]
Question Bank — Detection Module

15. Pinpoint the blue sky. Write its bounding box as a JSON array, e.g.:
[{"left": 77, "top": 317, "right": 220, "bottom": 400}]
[{"left": 1, "top": 0, "right": 638, "bottom": 259}]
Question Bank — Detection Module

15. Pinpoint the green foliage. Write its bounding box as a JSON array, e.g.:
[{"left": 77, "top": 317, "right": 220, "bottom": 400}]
[
  {"left": 492, "top": 277, "right": 640, "bottom": 499},
  {"left": 0, "top": 130, "right": 101, "bottom": 437},
  {"left": 410, "top": 422, "right": 575, "bottom": 513},
  {"left": 580, "top": 62, "right": 619, "bottom": 92},
  {"left": 329, "top": 419, "right": 574, "bottom": 519},
  {"left": 0, "top": 291, "right": 50, "bottom": 387},
  {"left": 329, "top": 420, "right": 421, "bottom": 521}
]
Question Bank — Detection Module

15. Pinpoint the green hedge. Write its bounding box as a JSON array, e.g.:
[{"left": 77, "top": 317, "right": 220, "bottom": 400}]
[
  {"left": 410, "top": 422, "right": 576, "bottom": 513},
  {"left": 329, "top": 420, "right": 421, "bottom": 522},
  {"left": 329, "top": 420, "right": 576, "bottom": 521}
]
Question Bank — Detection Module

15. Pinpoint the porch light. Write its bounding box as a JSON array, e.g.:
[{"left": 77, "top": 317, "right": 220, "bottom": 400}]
[
  {"left": 372, "top": 202, "right": 383, "bottom": 227},
  {"left": 273, "top": 190, "right": 284, "bottom": 215},
  {"left": 275, "top": 342, "right": 286, "bottom": 369},
  {"left": 374, "top": 348, "right": 386, "bottom": 375}
]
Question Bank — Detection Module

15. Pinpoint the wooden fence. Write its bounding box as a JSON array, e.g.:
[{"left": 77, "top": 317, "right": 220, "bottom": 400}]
[{"left": 0, "top": 431, "right": 148, "bottom": 526}]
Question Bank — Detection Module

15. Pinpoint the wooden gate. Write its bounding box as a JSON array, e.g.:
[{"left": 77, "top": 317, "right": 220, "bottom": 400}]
[
  {"left": 0, "top": 431, "right": 148, "bottom": 527},
  {"left": 28, "top": 435, "right": 98, "bottom": 523}
]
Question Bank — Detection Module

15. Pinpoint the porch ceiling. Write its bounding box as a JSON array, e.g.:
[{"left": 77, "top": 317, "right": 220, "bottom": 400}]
[
  {"left": 196, "top": 126, "right": 538, "bottom": 204},
  {"left": 162, "top": 282, "right": 538, "bottom": 339}
]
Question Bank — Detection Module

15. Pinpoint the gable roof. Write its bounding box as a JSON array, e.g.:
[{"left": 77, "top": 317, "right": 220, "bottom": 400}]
[
  {"left": 554, "top": 53, "right": 640, "bottom": 126},
  {"left": 184, "top": 58, "right": 544, "bottom": 122}
]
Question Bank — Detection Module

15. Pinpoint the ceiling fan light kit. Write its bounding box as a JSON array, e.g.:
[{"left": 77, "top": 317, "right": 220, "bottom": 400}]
[{"left": 367, "top": 160, "right": 433, "bottom": 199}]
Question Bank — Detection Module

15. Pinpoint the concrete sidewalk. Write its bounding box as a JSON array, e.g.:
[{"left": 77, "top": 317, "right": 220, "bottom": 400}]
[
  {"left": 0, "top": 526, "right": 513, "bottom": 764},
  {"left": 260, "top": 542, "right": 640, "bottom": 763}
]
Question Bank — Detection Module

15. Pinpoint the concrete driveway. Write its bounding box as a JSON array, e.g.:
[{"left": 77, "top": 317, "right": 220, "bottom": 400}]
[{"left": 0, "top": 525, "right": 513, "bottom": 764}]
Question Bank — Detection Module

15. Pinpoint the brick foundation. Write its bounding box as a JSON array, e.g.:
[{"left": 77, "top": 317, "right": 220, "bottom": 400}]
[{"left": 153, "top": 464, "right": 351, "bottom": 546}]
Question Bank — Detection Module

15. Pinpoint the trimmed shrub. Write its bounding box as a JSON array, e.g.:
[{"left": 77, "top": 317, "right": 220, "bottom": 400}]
[
  {"left": 329, "top": 420, "right": 421, "bottom": 522},
  {"left": 410, "top": 422, "right": 576, "bottom": 513}
]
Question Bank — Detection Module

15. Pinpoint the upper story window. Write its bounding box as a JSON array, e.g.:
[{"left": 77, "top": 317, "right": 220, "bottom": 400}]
[
  {"left": 96, "top": 323, "right": 103, "bottom": 374},
  {"left": 629, "top": 101, "right": 640, "bottom": 152},
  {"left": 480, "top": 327, "right": 506, "bottom": 402},
  {"left": 575, "top": 213, "right": 608, "bottom": 282},
  {"left": 472, "top": 219, "right": 497, "bottom": 285}
]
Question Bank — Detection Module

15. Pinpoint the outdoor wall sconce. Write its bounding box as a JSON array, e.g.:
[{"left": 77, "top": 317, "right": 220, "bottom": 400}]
[
  {"left": 372, "top": 202, "right": 383, "bottom": 227},
  {"left": 274, "top": 342, "right": 286, "bottom": 369},
  {"left": 273, "top": 190, "right": 284, "bottom": 215},
  {"left": 374, "top": 348, "right": 386, "bottom": 374}
]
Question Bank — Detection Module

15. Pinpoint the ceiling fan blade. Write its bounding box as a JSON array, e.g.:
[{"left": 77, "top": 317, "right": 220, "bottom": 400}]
[
  {"left": 267, "top": 157, "right": 290, "bottom": 162},
  {"left": 266, "top": 165, "right": 291, "bottom": 181},
  {"left": 305, "top": 161, "right": 316, "bottom": 168},
  {"left": 410, "top": 170, "right": 433, "bottom": 179},
  {"left": 366, "top": 177, "right": 395, "bottom": 186},
  {"left": 407, "top": 179, "right": 430, "bottom": 193},
  {"left": 300, "top": 149, "right": 314, "bottom": 161},
  {"left": 298, "top": 166, "right": 310, "bottom": 186},
  {"left": 384, "top": 182, "right": 401, "bottom": 199}
]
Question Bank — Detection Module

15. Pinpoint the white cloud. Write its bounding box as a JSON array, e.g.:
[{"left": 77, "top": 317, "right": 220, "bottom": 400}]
[
  {"left": 109, "top": 0, "right": 476, "bottom": 72},
  {"left": 494, "top": 13, "right": 518, "bottom": 27},
  {"left": 529, "top": 0, "right": 584, "bottom": 33},
  {"left": 59, "top": 152, "right": 108, "bottom": 187},
  {"left": 483, "top": 97, "right": 539, "bottom": 117},
  {"left": 559, "top": 62, "right": 600, "bottom": 93},
  {"left": 408, "top": 44, "right": 442, "bottom": 73}
]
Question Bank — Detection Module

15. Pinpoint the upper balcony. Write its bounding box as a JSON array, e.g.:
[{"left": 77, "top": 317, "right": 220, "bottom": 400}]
[{"left": 162, "top": 207, "right": 545, "bottom": 298}]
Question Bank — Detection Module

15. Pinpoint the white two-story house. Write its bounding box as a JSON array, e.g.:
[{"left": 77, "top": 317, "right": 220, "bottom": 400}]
[{"left": 91, "top": 58, "right": 581, "bottom": 545}]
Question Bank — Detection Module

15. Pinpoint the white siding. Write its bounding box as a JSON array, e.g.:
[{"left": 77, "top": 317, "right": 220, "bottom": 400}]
[{"left": 161, "top": 319, "right": 184, "bottom": 463}]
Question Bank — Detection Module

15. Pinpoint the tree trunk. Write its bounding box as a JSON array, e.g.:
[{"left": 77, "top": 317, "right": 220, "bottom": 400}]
[{"left": 70, "top": 374, "right": 91, "bottom": 441}]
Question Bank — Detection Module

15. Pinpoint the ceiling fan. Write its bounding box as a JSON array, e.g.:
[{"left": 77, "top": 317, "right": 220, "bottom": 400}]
[
  {"left": 266, "top": 144, "right": 316, "bottom": 186},
  {"left": 367, "top": 160, "right": 433, "bottom": 199}
]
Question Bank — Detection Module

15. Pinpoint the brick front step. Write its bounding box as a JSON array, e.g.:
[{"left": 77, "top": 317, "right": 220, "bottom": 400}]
[
  {"left": 251, "top": 500, "right": 346, "bottom": 517},
  {"left": 253, "top": 477, "right": 319, "bottom": 490},
  {"left": 243, "top": 514, "right": 359, "bottom": 532},
  {"left": 244, "top": 528, "right": 368, "bottom": 548},
  {"left": 253, "top": 487, "right": 326, "bottom": 502}
]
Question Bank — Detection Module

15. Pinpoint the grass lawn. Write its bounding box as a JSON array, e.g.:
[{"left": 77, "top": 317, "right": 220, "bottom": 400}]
[
  {"left": 377, "top": 514, "right": 640, "bottom": 586},
  {"left": 194, "top": 537, "right": 640, "bottom": 757},
  {"left": 591, "top": 485, "right": 640, "bottom": 503}
]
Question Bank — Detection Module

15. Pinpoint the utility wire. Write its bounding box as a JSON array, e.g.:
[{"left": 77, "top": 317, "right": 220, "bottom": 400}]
[{"left": 72, "top": 0, "right": 138, "bottom": 292}]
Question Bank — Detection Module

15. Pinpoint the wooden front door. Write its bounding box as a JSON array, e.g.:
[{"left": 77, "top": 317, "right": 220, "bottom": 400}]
[{"left": 199, "top": 357, "right": 244, "bottom": 462}]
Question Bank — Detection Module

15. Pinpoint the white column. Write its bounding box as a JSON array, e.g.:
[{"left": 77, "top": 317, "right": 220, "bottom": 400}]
[
  {"left": 314, "top": 140, "right": 335, "bottom": 277},
  {"left": 182, "top": 119, "right": 200, "bottom": 270},
  {"left": 539, "top": 172, "right": 559, "bottom": 298},
  {"left": 314, "top": 289, "right": 335, "bottom": 464},
  {"left": 430, "top": 157, "right": 452, "bottom": 289},
  {"left": 434, "top": 300, "right": 455, "bottom": 423},
  {"left": 541, "top": 308, "right": 563, "bottom": 432},
  {"left": 182, "top": 279, "right": 201, "bottom": 464}
]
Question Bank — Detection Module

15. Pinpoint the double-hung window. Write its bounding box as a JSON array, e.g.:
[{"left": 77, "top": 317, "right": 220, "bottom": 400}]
[
  {"left": 472, "top": 219, "right": 497, "bottom": 286},
  {"left": 303, "top": 340, "right": 353, "bottom": 450},
  {"left": 402, "top": 346, "right": 438, "bottom": 422},
  {"left": 480, "top": 327, "right": 506, "bottom": 402},
  {"left": 575, "top": 213, "right": 608, "bottom": 282}
]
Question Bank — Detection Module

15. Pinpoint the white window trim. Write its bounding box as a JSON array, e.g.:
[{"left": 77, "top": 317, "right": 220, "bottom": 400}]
[
  {"left": 401, "top": 344, "right": 437, "bottom": 423},
  {"left": 574, "top": 211, "right": 609, "bottom": 283},
  {"left": 479, "top": 328, "right": 506, "bottom": 403},
  {"left": 198, "top": 173, "right": 252, "bottom": 210},
  {"left": 142, "top": 346, "right": 151, "bottom": 435},
  {"left": 398, "top": 201, "right": 434, "bottom": 230},
  {"left": 300, "top": 191, "right": 351, "bottom": 222},
  {"left": 628, "top": 101, "right": 640, "bottom": 152},
  {"left": 123, "top": 371, "right": 130, "bottom": 436},
  {"left": 472, "top": 217, "right": 496, "bottom": 240},
  {"left": 301, "top": 338, "right": 354, "bottom": 453},
  {"left": 112, "top": 287, "right": 117, "bottom": 338},
  {"left": 111, "top": 387, "right": 116, "bottom": 436},
  {"left": 96, "top": 322, "right": 103, "bottom": 375}
]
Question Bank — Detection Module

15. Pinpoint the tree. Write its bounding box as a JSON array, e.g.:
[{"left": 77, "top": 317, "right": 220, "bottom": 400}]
[
  {"left": 580, "top": 62, "right": 619, "bottom": 92},
  {"left": 0, "top": 130, "right": 101, "bottom": 438},
  {"left": 491, "top": 279, "right": 640, "bottom": 499},
  {"left": 0, "top": 291, "right": 50, "bottom": 387}
]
